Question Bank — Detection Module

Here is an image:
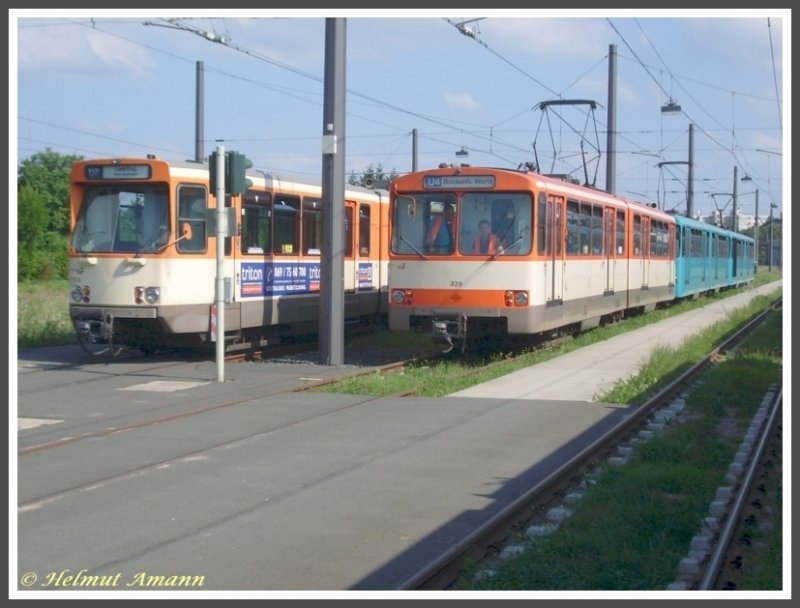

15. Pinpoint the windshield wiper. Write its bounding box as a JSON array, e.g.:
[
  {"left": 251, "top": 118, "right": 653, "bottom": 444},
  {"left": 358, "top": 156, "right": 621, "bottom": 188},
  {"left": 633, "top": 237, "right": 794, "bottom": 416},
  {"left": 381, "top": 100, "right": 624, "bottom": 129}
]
[
  {"left": 400, "top": 235, "right": 429, "bottom": 259},
  {"left": 490, "top": 235, "right": 524, "bottom": 259},
  {"left": 135, "top": 226, "right": 169, "bottom": 257}
]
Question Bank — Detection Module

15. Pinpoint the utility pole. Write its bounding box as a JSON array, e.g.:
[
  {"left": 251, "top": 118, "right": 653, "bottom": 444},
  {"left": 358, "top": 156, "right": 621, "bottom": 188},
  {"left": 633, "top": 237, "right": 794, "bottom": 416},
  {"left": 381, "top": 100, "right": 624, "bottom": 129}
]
[
  {"left": 769, "top": 203, "right": 776, "bottom": 271},
  {"left": 742, "top": 173, "right": 758, "bottom": 273},
  {"left": 754, "top": 189, "right": 759, "bottom": 272},
  {"left": 195, "top": 61, "right": 204, "bottom": 163},
  {"left": 687, "top": 124, "right": 694, "bottom": 217},
  {"left": 732, "top": 166, "right": 738, "bottom": 232},
  {"left": 214, "top": 144, "right": 226, "bottom": 382},
  {"left": 605, "top": 44, "right": 617, "bottom": 195},
  {"left": 320, "top": 18, "right": 346, "bottom": 366},
  {"left": 412, "top": 128, "right": 418, "bottom": 172}
]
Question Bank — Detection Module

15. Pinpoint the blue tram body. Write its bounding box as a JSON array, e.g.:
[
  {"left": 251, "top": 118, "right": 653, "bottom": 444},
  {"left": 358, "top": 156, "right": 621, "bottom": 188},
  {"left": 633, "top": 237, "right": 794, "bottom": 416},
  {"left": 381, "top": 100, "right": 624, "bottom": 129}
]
[{"left": 673, "top": 214, "right": 754, "bottom": 300}]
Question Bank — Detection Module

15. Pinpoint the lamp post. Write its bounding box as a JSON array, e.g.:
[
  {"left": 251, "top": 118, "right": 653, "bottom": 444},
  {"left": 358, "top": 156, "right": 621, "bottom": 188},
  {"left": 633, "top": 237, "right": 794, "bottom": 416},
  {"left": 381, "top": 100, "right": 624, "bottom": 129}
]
[
  {"left": 741, "top": 174, "right": 758, "bottom": 273},
  {"left": 753, "top": 189, "right": 759, "bottom": 272},
  {"left": 769, "top": 203, "right": 777, "bottom": 271},
  {"left": 732, "top": 166, "right": 738, "bottom": 232}
]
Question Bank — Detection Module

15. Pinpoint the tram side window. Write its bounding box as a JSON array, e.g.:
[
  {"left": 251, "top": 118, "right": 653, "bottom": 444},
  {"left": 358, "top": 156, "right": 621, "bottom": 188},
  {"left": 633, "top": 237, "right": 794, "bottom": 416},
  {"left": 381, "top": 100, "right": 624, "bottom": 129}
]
[
  {"left": 633, "top": 215, "right": 642, "bottom": 256},
  {"left": 690, "top": 229, "right": 702, "bottom": 257},
  {"left": 649, "top": 220, "right": 669, "bottom": 257},
  {"left": 241, "top": 192, "right": 272, "bottom": 254},
  {"left": 579, "top": 203, "right": 592, "bottom": 254},
  {"left": 302, "top": 197, "right": 322, "bottom": 255},
  {"left": 537, "top": 193, "right": 548, "bottom": 255},
  {"left": 273, "top": 195, "right": 300, "bottom": 255},
  {"left": 566, "top": 200, "right": 580, "bottom": 254},
  {"left": 616, "top": 210, "right": 626, "bottom": 255},
  {"left": 359, "top": 204, "right": 371, "bottom": 256},
  {"left": 177, "top": 186, "right": 207, "bottom": 253},
  {"left": 719, "top": 236, "right": 729, "bottom": 258},
  {"left": 591, "top": 205, "right": 603, "bottom": 254},
  {"left": 345, "top": 206, "right": 354, "bottom": 257}
]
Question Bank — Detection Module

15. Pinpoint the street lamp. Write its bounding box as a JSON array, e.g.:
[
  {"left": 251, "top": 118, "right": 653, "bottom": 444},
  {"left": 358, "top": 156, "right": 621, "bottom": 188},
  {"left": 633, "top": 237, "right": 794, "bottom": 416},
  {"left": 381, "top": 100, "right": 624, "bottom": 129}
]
[
  {"left": 661, "top": 99, "right": 682, "bottom": 114},
  {"left": 741, "top": 174, "right": 758, "bottom": 273},
  {"left": 768, "top": 203, "right": 777, "bottom": 271}
]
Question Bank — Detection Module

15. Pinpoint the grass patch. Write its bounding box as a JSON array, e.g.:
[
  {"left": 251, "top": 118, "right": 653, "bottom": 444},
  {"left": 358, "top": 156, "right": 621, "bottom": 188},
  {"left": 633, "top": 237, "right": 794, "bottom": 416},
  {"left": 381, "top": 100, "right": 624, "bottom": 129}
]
[
  {"left": 598, "top": 292, "right": 781, "bottom": 405},
  {"left": 320, "top": 271, "right": 782, "bottom": 398},
  {"left": 467, "top": 463, "right": 724, "bottom": 590},
  {"left": 16, "top": 279, "right": 77, "bottom": 348}
]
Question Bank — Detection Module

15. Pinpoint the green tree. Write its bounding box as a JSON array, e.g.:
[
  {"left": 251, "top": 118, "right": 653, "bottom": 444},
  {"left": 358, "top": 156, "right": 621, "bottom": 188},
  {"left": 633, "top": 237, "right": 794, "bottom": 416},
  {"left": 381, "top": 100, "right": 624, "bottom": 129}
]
[
  {"left": 17, "top": 184, "right": 49, "bottom": 280},
  {"left": 743, "top": 217, "right": 783, "bottom": 266},
  {"left": 18, "top": 148, "right": 81, "bottom": 234},
  {"left": 17, "top": 148, "right": 82, "bottom": 280},
  {"left": 348, "top": 163, "right": 398, "bottom": 188}
]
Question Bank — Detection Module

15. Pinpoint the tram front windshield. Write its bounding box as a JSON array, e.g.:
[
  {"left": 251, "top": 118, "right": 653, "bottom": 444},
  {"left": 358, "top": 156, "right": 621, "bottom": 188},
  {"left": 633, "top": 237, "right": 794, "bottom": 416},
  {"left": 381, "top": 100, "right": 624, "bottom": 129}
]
[
  {"left": 72, "top": 185, "right": 170, "bottom": 254},
  {"left": 391, "top": 191, "right": 532, "bottom": 256}
]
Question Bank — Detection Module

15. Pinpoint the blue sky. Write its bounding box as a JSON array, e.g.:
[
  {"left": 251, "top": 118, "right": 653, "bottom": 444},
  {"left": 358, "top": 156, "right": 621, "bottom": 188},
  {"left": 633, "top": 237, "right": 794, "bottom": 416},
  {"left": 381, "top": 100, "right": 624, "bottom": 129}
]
[{"left": 13, "top": 9, "right": 788, "bottom": 220}]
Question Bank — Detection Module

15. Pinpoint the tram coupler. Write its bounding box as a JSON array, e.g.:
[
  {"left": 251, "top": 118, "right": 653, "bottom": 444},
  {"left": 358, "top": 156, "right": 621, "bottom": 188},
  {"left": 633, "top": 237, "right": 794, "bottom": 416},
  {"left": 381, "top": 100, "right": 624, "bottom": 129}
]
[
  {"left": 430, "top": 313, "right": 467, "bottom": 354},
  {"left": 74, "top": 311, "right": 114, "bottom": 342}
]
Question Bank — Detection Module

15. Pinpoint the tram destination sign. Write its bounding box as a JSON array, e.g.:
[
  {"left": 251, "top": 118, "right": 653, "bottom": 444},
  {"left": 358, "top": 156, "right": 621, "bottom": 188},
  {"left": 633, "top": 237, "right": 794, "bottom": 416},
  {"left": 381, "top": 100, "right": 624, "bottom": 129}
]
[
  {"left": 423, "top": 175, "right": 496, "bottom": 189},
  {"left": 85, "top": 164, "right": 151, "bottom": 180}
]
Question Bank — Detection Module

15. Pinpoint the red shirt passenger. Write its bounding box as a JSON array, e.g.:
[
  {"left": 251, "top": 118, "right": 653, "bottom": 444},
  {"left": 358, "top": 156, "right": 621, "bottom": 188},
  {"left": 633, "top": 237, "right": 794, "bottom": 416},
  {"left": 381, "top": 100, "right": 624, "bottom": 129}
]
[{"left": 472, "top": 220, "right": 499, "bottom": 254}]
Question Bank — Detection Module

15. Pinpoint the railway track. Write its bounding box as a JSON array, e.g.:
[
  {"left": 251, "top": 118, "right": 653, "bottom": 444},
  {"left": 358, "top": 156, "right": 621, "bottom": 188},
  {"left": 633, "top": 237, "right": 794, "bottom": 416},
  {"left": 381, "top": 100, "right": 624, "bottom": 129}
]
[
  {"left": 396, "top": 300, "right": 782, "bottom": 590},
  {"left": 695, "top": 385, "right": 782, "bottom": 591}
]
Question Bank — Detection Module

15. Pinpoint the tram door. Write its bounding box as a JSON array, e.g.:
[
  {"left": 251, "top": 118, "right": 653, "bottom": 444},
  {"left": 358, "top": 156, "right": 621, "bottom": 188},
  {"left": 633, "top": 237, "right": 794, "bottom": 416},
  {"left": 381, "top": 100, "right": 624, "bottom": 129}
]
[
  {"left": 604, "top": 207, "right": 615, "bottom": 294},
  {"left": 641, "top": 216, "right": 651, "bottom": 287},
  {"left": 546, "top": 194, "right": 564, "bottom": 304},
  {"left": 344, "top": 202, "right": 356, "bottom": 294}
]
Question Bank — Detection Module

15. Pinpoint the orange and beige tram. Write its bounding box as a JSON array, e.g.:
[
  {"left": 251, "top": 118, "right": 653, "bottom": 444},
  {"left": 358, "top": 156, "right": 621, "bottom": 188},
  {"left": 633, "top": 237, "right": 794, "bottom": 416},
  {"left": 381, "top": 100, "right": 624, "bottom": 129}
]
[
  {"left": 68, "top": 157, "right": 389, "bottom": 354},
  {"left": 388, "top": 164, "right": 676, "bottom": 352}
]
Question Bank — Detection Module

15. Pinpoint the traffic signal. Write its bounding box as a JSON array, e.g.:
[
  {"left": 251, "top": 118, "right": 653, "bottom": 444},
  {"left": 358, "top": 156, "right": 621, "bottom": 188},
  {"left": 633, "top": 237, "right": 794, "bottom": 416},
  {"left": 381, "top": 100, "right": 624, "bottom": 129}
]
[
  {"left": 208, "top": 151, "right": 253, "bottom": 195},
  {"left": 227, "top": 151, "right": 253, "bottom": 195},
  {"left": 209, "top": 150, "right": 221, "bottom": 193}
]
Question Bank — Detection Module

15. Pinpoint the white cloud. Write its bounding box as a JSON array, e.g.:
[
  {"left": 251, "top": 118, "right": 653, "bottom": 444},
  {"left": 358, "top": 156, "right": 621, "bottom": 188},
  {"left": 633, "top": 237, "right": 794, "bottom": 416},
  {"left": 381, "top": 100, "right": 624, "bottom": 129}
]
[
  {"left": 85, "top": 31, "right": 156, "bottom": 78},
  {"left": 17, "top": 20, "right": 156, "bottom": 79},
  {"left": 443, "top": 92, "right": 480, "bottom": 111}
]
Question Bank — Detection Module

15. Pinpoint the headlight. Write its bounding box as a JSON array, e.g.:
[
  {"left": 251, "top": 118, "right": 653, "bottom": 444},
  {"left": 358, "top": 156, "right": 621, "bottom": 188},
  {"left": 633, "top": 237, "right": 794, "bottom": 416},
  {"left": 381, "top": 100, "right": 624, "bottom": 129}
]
[
  {"left": 134, "top": 286, "right": 160, "bottom": 305},
  {"left": 71, "top": 285, "right": 84, "bottom": 303},
  {"left": 505, "top": 290, "right": 528, "bottom": 307}
]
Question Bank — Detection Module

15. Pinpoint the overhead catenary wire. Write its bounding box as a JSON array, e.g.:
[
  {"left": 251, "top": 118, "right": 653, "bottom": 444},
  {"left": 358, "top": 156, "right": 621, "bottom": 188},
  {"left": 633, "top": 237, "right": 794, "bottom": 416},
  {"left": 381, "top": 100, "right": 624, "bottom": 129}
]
[{"left": 17, "top": 15, "right": 782, "bottom": 208}]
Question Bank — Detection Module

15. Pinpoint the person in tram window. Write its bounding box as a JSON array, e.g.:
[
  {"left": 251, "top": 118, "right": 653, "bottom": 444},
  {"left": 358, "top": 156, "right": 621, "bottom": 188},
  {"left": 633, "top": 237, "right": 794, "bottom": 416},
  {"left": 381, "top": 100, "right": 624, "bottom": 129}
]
[
  {"left": 472, "top": 219, "right": 499, "bottom": 255},
  {"left": 426, "top": 203, "right": 456, "bottom": 253}
]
